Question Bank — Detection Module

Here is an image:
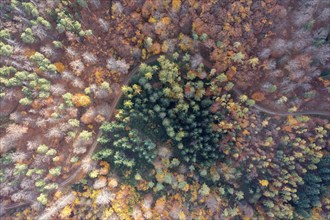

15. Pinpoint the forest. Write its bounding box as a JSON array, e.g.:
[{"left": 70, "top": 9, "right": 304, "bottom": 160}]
[{"left": 0, "top": 0, "right": 329, "bottom": 219}]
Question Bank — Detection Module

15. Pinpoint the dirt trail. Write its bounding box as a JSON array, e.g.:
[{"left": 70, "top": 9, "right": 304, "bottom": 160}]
[
  {"left": 46, "top": 54, "right": 330, "bottom": 190},
  {"left": 4, "top": 54, "right": 329, "bottom": 213},
  {"left": 232, "top": 88, "right": 330, "bottom": 117},
  {"left": 2, "top": 55, "right": 159, "bottom": 213},
  {"left": 58, "top": 55, "right": 160, "bottom": 187}
]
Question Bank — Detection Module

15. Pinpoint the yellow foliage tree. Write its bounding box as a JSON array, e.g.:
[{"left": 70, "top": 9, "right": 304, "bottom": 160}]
[
  {"left": 60, "top": 206, "right": 72, "bottom": 218},
  {"left": 259, "top": 179, "right": 269, "bottom": 187},
  {"left": 72, "top": 93, "right": 91, "bottom": 107},
  {"left": 172, "top": 0, "right": 181, "bottom": 12},
  {"left": 54, "top": 62, "right": 65, "bottom": 73}
]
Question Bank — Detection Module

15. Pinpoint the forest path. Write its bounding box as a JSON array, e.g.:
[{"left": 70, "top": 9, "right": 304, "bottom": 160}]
[
  {"left": 58, "top": 55, "right": 160, "bottom": 188},
  {"left": 4, "top": 54, "right": 329, "bottom": 213},
  {"left": 61, "top": 54, "right": 330, "bottom": 188}
]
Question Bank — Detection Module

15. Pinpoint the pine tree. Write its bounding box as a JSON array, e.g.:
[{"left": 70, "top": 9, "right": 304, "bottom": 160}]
[{"left": 293, "top": 156, "right": 330, "bottom": 217}]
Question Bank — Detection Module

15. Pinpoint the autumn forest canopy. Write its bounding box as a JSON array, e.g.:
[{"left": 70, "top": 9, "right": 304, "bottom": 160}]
[{"left": 0, "top": 0, "right": 329, "bottom": 219}]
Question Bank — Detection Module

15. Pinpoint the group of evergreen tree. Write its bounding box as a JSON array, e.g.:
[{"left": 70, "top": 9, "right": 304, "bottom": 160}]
[
  {"left": 293, "top": 156, "right": 330, "bottom": 218},
  {"left": 94, "top": 54, "right": 227, "bottom": 174},
  {"left": 93, "top": 119, "right": 157, "bottom": 170}
]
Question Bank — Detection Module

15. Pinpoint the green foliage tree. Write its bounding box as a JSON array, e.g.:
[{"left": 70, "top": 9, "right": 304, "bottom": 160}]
[
  {"left": 0, "top": 30, "right": 11, "bottom": 40},
  {"left": 97, "top": 54, "right": 229, "bottom": 180},
  {"left": 30, "top": 52, "right": 57, "bottom": 74},
  {"left": 36, "top": 144, "right": 49, "bottom": 154},
  {"left": 21, "top": 2, "right": 39, "bottom": 17},
  {"left": 53, "top": 40, "right": 63, "bottom": 48},
  {"left": 37, "top": 193, "right": 48, "bottom": 205},
  {"left": 21, "top": 28, "right": 36, "bottom": 44},
  {"left": 95, "top": 119, "right": 157, "bottom": 171},
  {"left": 55, "top": 9, "right": 92, "bottom": 37},
  {"left": 49, "top": 166, "right": 62, "bottom": 176},
  {"left": 0, "top": 65, "right": 51, "bottom": 103},
  {"left": 36, "top": 17, "right": 52, "bottom": 30},
  {"left": 126, "top": 56, "right": 223, "bottom": 165},
  {"left": 0, "top": 42, "right": 13, "bottom": 56},
  {"left": 293, "top": 156, "right": 330, "bottom": 218},
  {"left": 19, "top": 97, "right": 33, "bottom": 105}
]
